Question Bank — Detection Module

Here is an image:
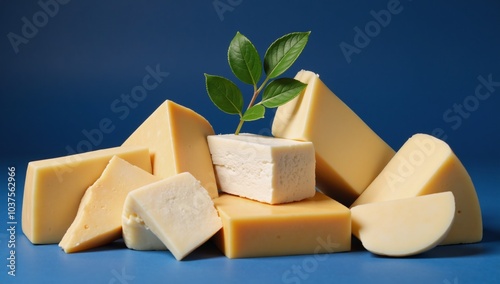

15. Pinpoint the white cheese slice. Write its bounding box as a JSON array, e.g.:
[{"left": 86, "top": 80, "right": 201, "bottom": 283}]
[
  {"left": 122, "top": 172, "right": 222, "bottom": 260},
  {"left": 351, "top": 192, "right": 456, "bottom": 257}
]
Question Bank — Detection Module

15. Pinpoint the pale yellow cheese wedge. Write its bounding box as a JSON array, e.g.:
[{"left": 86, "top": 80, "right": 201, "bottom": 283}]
[
  {"left": 123, "top": 100, "right": 218, "bottom": 198},
  {"left": 272, "top": 70, "right": 395, "bottom": 206},
  {"left": 59, "top": 156, "right": 161, "bottom": 253},
  {"left": 22, "top": 146, "right": 151, "bottom": 244},
  {"left": 351, "top": 133, "right": 482, "bottom": 245},
  {"left": 213, "top": 192, "right": 351, "bottom": 258},
  {"left": 207, "top": 133, "right": 315, "bottom": 204},
  {"left": 351, "top": 192, "right": 456, "bottom": 257},
  {"left": 122, "top": 172, "right": 222, "bottom": 260}
]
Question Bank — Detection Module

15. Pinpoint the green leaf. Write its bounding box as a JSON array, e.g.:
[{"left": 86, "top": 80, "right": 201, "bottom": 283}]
[
  {"left": 228, "top": 32, "right": 262, "bottom": 86},
  {"left": 263, "top": 31, "right": 310, "bottom": 79},
  {"left": 261, "top": 78, "right": 307, "bottom": 108},
  {"left": 204, "top": 74, "right": 243, "bottom": 115},
  {"left": 241, "top": 104, "right": 265, "bottom": 121}
]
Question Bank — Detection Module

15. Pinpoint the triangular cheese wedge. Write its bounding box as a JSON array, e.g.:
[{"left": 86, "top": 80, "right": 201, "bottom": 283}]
[
  {"left": 123, "top": 100, "right": 218, "bottom": 198},
  {"left": 59, "top": 156, "right": 160, "bottom": 253}
]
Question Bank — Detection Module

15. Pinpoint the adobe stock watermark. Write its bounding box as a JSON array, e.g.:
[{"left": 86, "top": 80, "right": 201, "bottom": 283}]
[
  {"left": 212, "top": 0, "right": 243, "bottom": 21},
  {"left": 384, "top": 73, "right": 498, "bottom": 191},
  {"left": 109, "top": 267, "right": 135, "bottom": 284},
  {"left": 281, "top": 235, "right": 340, "bottom": 284},
  {"left": 443, "top": 276, "right": 459, "bottom": 284},
  {"left": 383, "top": 136, "right": 436, "bottom": 192},
  {"left": 52, "top": 64, "right": 169, "bottom": 182},
  {"left": 432, "top": 73, "right": 499, "bottom": 141},
  {"left": 7, "top": 0, "right": 71, "bottom": 54},
  {"left": 339, "top": 0, "right": 408, "bottom": 64}
]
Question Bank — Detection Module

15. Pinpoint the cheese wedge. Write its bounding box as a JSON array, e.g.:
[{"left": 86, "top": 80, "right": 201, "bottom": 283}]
[
  {"left": 351, "top": 133, "right": 482, "bottom": 245},
  {"left": 213, "top": 192, "right": 351, "bottom": 258},
  {"left": 22, "top": 146, "right": 151, "bottom": 244},
  {"left": 59, "top": 156, "right": 161, "bottom": 253},
  {"left": 207, "top": 134, "right": 315, "bottom": 204},
  {"left": 122, "top": 172, "right": 222, "bottom": 260},
  {"left": 272, "top": 70, "right": 395, "bottom": 206},
  {"left": 351, "top": 192, "right": 456, "bottom": 257},
  {"left": 123, "top": 100, "right": 218, "bottom": 198}
]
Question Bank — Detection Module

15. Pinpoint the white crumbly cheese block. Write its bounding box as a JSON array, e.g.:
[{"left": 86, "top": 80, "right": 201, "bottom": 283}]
[
  {"left": 122, "top": 172, "right": 222, "bottom": 260},
  {"left": 207, "top": 134, "right": 316, "bottom": 204},
  {"left": 59, "top": 156, "right": 160, "bottom": 253},
  {"left": 351, "top": 192, "right": 456, "bottom": 257},
  {"left": 351, "top": 133, "right": 482, "bottom": 245}
]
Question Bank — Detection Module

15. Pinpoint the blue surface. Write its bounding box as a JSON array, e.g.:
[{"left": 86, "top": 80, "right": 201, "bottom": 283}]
[
  {"left": 1, "top": 0, "right": 499, "bottom": 283},
  {"left": 0, "top": 161, "right": 498, "bottom": 283}
]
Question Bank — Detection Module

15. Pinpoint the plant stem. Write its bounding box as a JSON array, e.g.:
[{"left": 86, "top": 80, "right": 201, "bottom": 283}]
[
  {"left": 234, "top": 77, "right": 270, "bottom": 135},
  {"left": 234, "top": 119, "right": 244, "bottom": 135}
]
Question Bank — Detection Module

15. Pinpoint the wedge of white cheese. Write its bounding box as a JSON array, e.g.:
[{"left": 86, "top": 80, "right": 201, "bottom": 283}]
[
  {"left": 351, "top": 191, "right": 456, "bottom": 257},
  {"left": 122, "top": 172, "right": 222, "bottom": 260},
  {"left": 207, "top": 133, "right": 316, "bottom": 204}
]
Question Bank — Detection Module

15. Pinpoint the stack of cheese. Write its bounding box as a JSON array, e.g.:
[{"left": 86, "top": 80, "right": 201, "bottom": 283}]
[
  {"left": 21, "top": 69, "right": 482, "bottom": 260},
  {"left": 272, "top": 70, "right": 482, "bottom": 257},
  {"left": 22, "top": 100, "right": 222, "bottom": 260}
]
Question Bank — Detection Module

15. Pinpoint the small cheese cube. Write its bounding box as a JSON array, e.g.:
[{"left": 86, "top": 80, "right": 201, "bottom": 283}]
[
  {"left": 207, "top": 134, "right": 315, "bottom": 204},
  {"left": 22, "top": 146, "right": 151, "bottom": 244},
  {"left": 122, "top": 172, "right": 222, "bottom": 260},
  {"left": 351, "top": 192, "right": 456, "bottom": 257},
  {"left": 272, "top": 70, "right": 395, "bottom": 206},
  {"left": 123, "top": 100, "right": 218, "bottom": 198},
  {"left": 351, "top": 133, "right": 482, "bottom": 245},
  {"left": 59, "top": 156, "right": 160, "bottom": 253},
  {"left": 213, "top": 192, "right": 351, "bottom": 258}
]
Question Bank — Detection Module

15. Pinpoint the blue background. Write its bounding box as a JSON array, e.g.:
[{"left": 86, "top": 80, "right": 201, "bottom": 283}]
[{"left": 1, "top": 0, "right": 499, "bottom": 283}]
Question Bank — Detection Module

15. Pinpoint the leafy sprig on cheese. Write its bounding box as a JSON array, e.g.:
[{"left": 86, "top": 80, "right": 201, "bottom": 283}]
[{"left": 205, "top": 31, "right": 310, "bottom": 135}]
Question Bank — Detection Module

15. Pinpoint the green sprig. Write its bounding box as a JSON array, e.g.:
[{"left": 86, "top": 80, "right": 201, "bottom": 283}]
[{"left": 205, "top": 31, "right": 310, "bottom": 134}]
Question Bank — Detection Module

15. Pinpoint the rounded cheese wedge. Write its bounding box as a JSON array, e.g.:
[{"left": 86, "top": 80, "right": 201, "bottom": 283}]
[
  {"left": 351, "top": 191, "right": 455, "bottom": 257},
  {"left": 351, "top": 133, "right": 482, "bottom": 245}
]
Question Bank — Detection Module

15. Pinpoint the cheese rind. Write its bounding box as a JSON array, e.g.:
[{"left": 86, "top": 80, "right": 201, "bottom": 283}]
[
  {"left": 22, "top": 146, "right": 152, "bottom": 244},
  {"left": 272, "top": 70, "right": 395, "bottom": 206},
  {"left": 351, "top": 192, "right": 456, "bottom": 257},
  {"left": 351, "top": 133, "right": 482, "bottom": 245},
  {"left": 207, "top": 134, "right": 316, "bottom": 204},
  {"left": 122, "top": 172, "right": 222, "bottom": 260},
  {"left": 123, "top": 100, "right": 218, "bottom": 198},
  {"left": 59, "top": 156, "right": 160, "bottom": 253},
  {"left": 213, "top": 192, "right": 351, "bottom": 258}
]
